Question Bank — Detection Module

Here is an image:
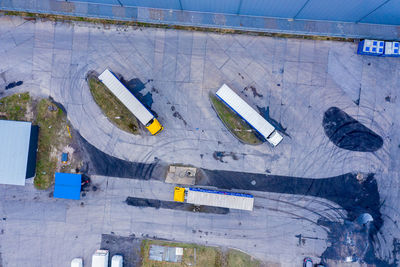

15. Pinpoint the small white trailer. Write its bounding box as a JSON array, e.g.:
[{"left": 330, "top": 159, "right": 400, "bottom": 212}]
[
  {"left": 92, "top": 250, "right": 109, "bottom": 267},
  {"left": 216, "top": 84, "right": 283, "bottom": 146}
]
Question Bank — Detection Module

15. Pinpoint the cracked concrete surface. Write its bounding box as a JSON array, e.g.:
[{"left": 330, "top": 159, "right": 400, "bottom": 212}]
[{"left": 0, "top": 15, "right": 400, "bottom": 266}]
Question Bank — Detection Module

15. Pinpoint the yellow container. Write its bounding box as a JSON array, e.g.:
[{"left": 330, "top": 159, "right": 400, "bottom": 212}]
[{"left": 174, "top": 187, "right": 185, "bottom": 202}]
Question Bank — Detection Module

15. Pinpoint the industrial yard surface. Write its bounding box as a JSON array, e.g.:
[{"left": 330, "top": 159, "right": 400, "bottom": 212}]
[{"left": 0, "top": 15, "right": 399, "bottom": 266}]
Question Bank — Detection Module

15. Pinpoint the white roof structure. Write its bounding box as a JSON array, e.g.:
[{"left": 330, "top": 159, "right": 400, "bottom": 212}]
[
  {"left": 186, "top": 188, "right": 254, "bottom": 211},
  {"left": 0, "top": 120, "right": 32, "bottom": 186},
  {"left": 92, "top": 250, "right": 109, "bottom": 267},
  {"left": 98, "top": 69, "right": 154, "bottom": 125},
  {"left": 216, "top": 84, "right": 283, "bottom": 146}
]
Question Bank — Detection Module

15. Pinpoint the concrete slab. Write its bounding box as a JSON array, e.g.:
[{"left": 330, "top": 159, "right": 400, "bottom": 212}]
[
  {"left": 165, "top": 165, "right": 196, "bottom": 185},
  {"left": 0, "top": 16, "right": 400, "bottom": 266}
]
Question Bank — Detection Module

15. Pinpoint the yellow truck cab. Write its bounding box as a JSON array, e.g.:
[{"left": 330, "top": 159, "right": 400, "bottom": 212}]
[
  {"left": 174, "top": 187, "right": 186, "bottom": 202},
  {"left": 145, "top": 118, "right": 164, "bottom": 135}
]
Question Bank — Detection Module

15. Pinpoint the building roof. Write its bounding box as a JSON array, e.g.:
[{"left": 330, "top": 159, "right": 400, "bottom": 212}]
[
  {"left": 149, "top": 245, "right": 183, "bottom": 263},
  {"left": 0, "top": 120, "right": 32, "bottom": 186},
  {"left": 54, "top": 172, "right": 82, "bottom": 200}
]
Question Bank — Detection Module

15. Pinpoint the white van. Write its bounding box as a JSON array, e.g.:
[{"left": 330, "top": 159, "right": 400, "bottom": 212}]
[
  {"left": 92, "top": 250, "right": 109, "bottom": 267},
  {"left": 71, "top": 258, "right": 83, "bottom": 267},
  {"left": 111, "top": 255, "right": 123, "bottom": 267}
]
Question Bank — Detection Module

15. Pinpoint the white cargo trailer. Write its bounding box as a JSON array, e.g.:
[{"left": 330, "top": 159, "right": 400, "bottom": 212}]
[
  {"left": 111, "top": 255, "right": 123, "bottom": 267},
  {"left": 98, "top": 69, "right": 163, "bottom": 135},
  {"left": 216, "top": 84, "right": 283, "bottom": 146},
  {"left": 174, "top": 187, "right": 254, "bottom": 211},
  {"left": 92, "top": 250, "right": 109, "bottom": 267}
]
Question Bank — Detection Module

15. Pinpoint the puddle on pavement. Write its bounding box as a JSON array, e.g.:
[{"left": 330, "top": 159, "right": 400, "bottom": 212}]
[
  {"left": 5, "top": 81, "right": 23, "bottom": 90},
  {"left": 319, "top": 218, "right": 389, "bottom": 265},
  {"left": 323, "top": 107, "right": 383, "bottom": 152},
  {"left": 242, "top": 85, "right": 263, "bottom": 98},
  {"left": 213, "top": 151, "right": 239, "bottom": 162},
  {"left": 171, "top": 105, "right": 187, "bottom": 126}
]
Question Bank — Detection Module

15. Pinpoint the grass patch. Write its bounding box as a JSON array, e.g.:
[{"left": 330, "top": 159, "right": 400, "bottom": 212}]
[
  {"left": 210, "top": 94, "right": 262, "bottom": 145},
  {"left": 0, "top": 92, "right": 78, "bottom": 189},
  {"left": 141, "top": 240, "right": 259, "bottom": 267},
  {"left": 34, "top": 99, "right": 69, "bottom": 189},
  {"left": 227, "top": 249, "right": 261, "bottom": 267},
  {"left": 0, "top": 92, "right": 30, "bottom": 121},
  {"left": 88, "top": 77, "right": 140, "bottom": 134}
]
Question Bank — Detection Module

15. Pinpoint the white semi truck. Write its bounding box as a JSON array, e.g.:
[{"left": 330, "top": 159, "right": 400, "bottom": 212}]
[
  {"left": 174, "top": 187, "right": 254, "bottom": 211},
  {"left": 216, "top": 84, "right": 283, "bottom": 146},
  {"left": 98, "top": 69, "right": 163, "bottom": 135}
]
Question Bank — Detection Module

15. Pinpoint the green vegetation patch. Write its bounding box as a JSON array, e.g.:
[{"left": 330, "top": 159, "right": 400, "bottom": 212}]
[
  {"left": 210, "top": 94, "right": 262, "bottom": 145},
  {"left": 141, "top": 240, "right": 259, "bottom": 267},
  {"left": 0, "top": 92, "right": 31, "bottom": 121},
  {"left": 88, "top": 76, "right": 140, "bottom": 134},
  {"left": 227, "top": 249, "right": 261, "bottom": 267},
  {"left": 0, "top": 92, "right": 80, "bottom": 190},
  {"left": 34, "top": 99, "right": 70, "bottom": 189}
]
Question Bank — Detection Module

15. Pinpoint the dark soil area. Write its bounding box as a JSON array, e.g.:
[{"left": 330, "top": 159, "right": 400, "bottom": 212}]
[
  {"left": 100, "top": 234, "right": 142, "bottom": 267},
  {"left": 322, "top": 107, "right": 383, "bottom": 152},
  {"left": 73, "top": 129, "right": 386, "bottom": 264},
  {"left": 198, "top": 169, "right": 387, "bottom": 265},
  {"left": 75, "top": 130, "right": 165, "bottom": 179},
  {"left": 5, "top": 81, "right": 23, "bottom": 90},
  {"left": 199, "top": 170, "right": 382, "bottom": 230},
  {"left": 126, "top": 197, "right": 229, "bottom": 214}
]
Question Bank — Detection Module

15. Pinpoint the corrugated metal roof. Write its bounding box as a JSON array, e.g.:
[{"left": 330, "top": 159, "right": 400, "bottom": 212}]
[
  {"left": 296, "top": 0, "right": 386, "bottom": 22},
  {"left": 186, "top": 187, "right": 254, "bottom": 211},
  {"left": 239, "top": 0, "right": 309, "bottom": 18},
  {"left": 98, "top": 69, "right": 154, "bottom": 126},
  {"left": 0, "top": 120, "right": 31, "bottom": 186},
  {"left": 53, "top": 172, "right": 81, "bottom": 200},
  {"left": 216, "top": 84, "right": 275, "bottom": 140},
  {"left": 361, "top": 0, "right": 400, "bottom": 25},
  {"left": 149, "top": 245, "right": 182, "bottom": 262},
  {"left": 181, "top": 0, "right": 240, "bottom": 14}
]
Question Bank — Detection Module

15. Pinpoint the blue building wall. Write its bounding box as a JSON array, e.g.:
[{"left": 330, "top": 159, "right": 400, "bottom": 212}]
[
  {"left": 296, "top": 0, "right": 388, "bottom": 22},
  {"left": 121, "top": 0, "right": 181, "bottom": 10},
  {"left": 360, "top": 0, "right": 400, "bottom": 25},
  {"left": 238, "top": 0, "right": 309, "bottom": 18},
  {"left": 67, "top": 0, "right": 400, "bottom": 25}
]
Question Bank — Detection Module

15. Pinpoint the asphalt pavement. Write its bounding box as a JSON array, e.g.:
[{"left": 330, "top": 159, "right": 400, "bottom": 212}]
[{"left": 0, "top": 15, "right": 400, "bottom": 266}]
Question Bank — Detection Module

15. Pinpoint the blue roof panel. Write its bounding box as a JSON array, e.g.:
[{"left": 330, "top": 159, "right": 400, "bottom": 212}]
[{"left": 54, "top": 173, "right": 81, "bottom": 200}]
